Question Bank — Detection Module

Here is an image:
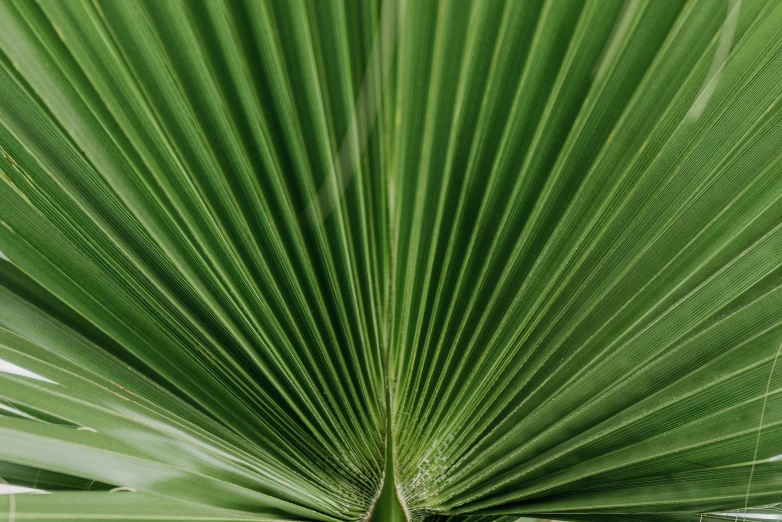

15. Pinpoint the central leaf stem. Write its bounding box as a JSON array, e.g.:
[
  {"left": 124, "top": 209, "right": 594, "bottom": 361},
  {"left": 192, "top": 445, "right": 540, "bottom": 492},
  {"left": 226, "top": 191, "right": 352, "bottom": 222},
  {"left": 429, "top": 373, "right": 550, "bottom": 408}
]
[{"left": 370, "top": 385, "right": 406, "bottom": 522}]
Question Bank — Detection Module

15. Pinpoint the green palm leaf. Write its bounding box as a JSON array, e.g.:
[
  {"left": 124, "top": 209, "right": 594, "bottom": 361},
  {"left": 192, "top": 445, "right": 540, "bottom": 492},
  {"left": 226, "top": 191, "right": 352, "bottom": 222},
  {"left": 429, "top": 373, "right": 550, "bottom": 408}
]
[{"left": 0, "top": 0, "right": 781, "bottom": 520}]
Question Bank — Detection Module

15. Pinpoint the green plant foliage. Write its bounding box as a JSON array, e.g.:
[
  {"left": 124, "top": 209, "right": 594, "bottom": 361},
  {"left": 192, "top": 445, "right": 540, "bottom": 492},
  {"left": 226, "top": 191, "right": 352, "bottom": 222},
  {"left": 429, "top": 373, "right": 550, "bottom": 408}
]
[{"left": 0, "top": 0, "right": 781, "bottom": 520}]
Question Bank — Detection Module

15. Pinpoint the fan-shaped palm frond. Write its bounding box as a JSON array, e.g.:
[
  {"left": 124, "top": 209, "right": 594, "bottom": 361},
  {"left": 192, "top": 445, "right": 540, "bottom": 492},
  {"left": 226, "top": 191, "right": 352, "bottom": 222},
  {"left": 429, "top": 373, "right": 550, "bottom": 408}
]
[{"left": 0, "top": 0, "right": 781, "bottom": 521}]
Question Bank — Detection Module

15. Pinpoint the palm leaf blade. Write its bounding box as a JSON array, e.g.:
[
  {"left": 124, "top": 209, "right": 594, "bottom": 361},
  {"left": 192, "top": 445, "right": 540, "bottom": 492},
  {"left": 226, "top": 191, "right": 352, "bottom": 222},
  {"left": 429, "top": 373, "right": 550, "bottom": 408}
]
[{"left": 0, "top": 0, "right": 781, "bottom": 520}]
